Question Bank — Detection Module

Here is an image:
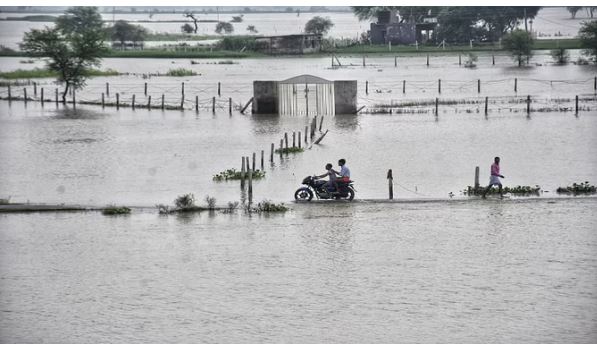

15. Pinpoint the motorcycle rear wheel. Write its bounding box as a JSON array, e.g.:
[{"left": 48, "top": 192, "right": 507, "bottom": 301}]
[
  {"left": 294, "top": 188, "right": 313, "bottom": 201},
  {"left": 347, "top": 188, "right": 355, "bottom": 201}
]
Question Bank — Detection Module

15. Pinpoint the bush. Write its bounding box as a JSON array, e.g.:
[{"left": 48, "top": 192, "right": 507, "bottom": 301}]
[
  {"left": 174, "top": 193, "right": 195, "bottom": 208},
  {"left": 205, "top": 195, "right": 217, "bottom": 209},
  {"left": 255, "top": 200, "right": 289, "bottom": 212},
  {"left": 165, "top": 68, "right": 197, "bottom": 77},
  {"left": 556, "top": 182, "right": 596, "bottom": 195},
  {"left": 102, "top": 205, "right": 131, "bottom": 215},
  {"left": 215, "top": 22, "right": 234, "bottom": 34},
  {"left": 550, "top": 48, "right": 569, "bottom": 64},
  {"left": 464, "top": 53, "right": 478, "bottom": 68}
]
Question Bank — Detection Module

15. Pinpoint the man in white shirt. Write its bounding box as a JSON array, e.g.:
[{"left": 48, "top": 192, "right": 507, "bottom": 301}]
[{"left": 338, "top": 159, "right": 350, "bottom": 182}]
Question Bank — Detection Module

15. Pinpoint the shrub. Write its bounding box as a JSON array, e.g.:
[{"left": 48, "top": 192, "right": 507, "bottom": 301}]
[
  {"left": 464, "top": 53, "right": 478, "bottom": 68},
  {"left": 165, "top": 68, "right": 197, "bottom": 77},
  {"left": 550, "top": 48, "right": 569, "bottom": 64},
  {"left": 102, "top": 205, "right": 131, "bottom": 215},
  {"left": 156, "top": 203, "right": 170, "bottom": 214},
  {"left": 205, "top": 195, "right": 217, "bottom": 209},
  {"left": 174, "top": 193, "right": 195, "bottom": 208},
  {"left": 255, "top": 200, "right": 288, "bottom": 212}
]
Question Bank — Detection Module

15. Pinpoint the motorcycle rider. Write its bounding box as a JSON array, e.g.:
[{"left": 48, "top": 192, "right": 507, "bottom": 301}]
[
  {"left": 338, "top": 159, "right": 350, "bottom": 182},
  {"left": 315, "top": 163, "right": 339, "bottom": 194}
]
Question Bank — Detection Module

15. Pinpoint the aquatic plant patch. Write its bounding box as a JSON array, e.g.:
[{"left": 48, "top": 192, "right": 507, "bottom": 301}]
[
  {"left": 556, "top": 182, "right": 596, "bottom": 195},
  {"left": 102, "top": 205, "right": 131, "bottom": 215},
  {"left": 274, "top": 147, "right": 304, "bottom": 154},
  {"left": 463, "top": 185, "right": 541, "bottom": 196},
  {"left": 164, "top": 68, "right": 198, "bottom": 77},
  {"left": 213, "top": 168, "right": 266, "bottom": 181}
]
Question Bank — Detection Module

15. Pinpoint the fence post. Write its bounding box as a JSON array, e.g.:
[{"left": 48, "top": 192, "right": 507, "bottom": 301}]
[
  {"left": 478, "top": 79, "right": 481, "bottom": 93},
  {"left": 260, "top": 150, "right": 264, "bottom": 170},
  {"left": 161, "top": 94, "right": 165, "bottom": 110},
  {"left": 365, "top": 81, "right": 368, "bottom": 95},
  {"left": 305, "top": 126, "right": 308, "bottom": 143},
  {"left": 181, "top": 82, "right": 184, "bottom": 96},
  {"left": 484, "top": 96, "right": 488, "bottom": 116},
  {"left": 298, "top": 131, "right": 302, "bottom": 148},
  {"left": 251, "top": 152, "right": 255, "bottom": 171},
  {"left": 241, "top": 157, "right": 246, "bottom": 188},
  {"left": 116, "top": 93, "right": 120, "bottom": 109},
  {"left": 575, "top": 95, "right": 579, "bottom": 115},
  {"left": 279, "top": 139, "right": 283, "bottom": 156},
  {"left": 195, "top": 95, "right": 199, "bottom": 112},
  {"left": 387, "top": 169, "right": 393, "bottom": 200},
  {"left": 7, "top": 86, "right": 11, "bottom": 101},
  {"left": 132, "top": 94, "right": 135, "bottom": 110},
  {"left": 23, "top": 88, "right": 27, "bottom": 104},
  {"left": 402, "top": 80, "right": 406, "bottom": 94},
  {"left": 33, "top": 82, "right": 37, "bottom": 96},
  {"left": 106, "top": 82, "right": 109, "bottom": 96},
  {"left": 144, "top": 82, "right": 147, "bottom": 96},
  {"left": 526, "top": 95, "right": 531, "bottom": 115},
  {"left": 248, "top": 168, "right": 253, "bottom": 204},
  {"left": 270, "top": 143, "right": 274, "bottom": 162},
  {"left": 514, "top": 78, "right": 517, "bottom": 93},
  {"left": 474, "top": 166, "right": 480, "bottom": 190},
  {"left": 148, "top": 95, "right": 151, "bottom": 109},
  {"left": 102, "top": 93, "right": 105, "bottom": 108},
  {"left": 426, "top": 54, "right": 429, "bottom": 66},
  {"left": 40, "top": 88, "right": 44, "bottom": 105},
  {"left": 217, "top": 82, "right": 221, "bottom": 97},
  {"left": 292, "top": 131, "right": 296, "bottom": 148},
  {"left": 229, "top": 97, "right": 232, "bottom": 114},
  {"left": 212, "top": 97, "right": 216, "bottom": 113},
  {"left": 284, "top": 132, "right": 288, "bottom": 149},
  {"left": 438, "top": 79, "right": 441, "bottom": 94},
  {"left": 435, "top": 97, "right": 439, "bottom": 116}
]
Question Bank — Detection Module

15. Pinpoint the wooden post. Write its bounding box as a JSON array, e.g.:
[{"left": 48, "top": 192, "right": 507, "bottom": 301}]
[
  {"left": 116, "top": 93, "right": 120, "bottom": 109},
  {"left": 252, "top": 152, "right": 256, "bottom": 172},
  {"left": 195, "top": 95, "right": 199, "bottom": 112},
  {"left": 319, "top": 115, "right": 324, "bottom": 131},
  {"left": 477, "top": 79, "right": 481, "bottom": 93},
  {"left": 246, "top": 156, "right": 250, "bottom": 173},
  {"left": 362, "top": 55, "right": 365, "bottom": 67},
  {"left": 7, "top": 86, "right": 11, "bottom": 101},
  {"left": 217, "top": 82, "right": 221, "bottom": 97},
  {"left": 270, "top": 143, "right": 274, "bottom": 162},
  {"left": 132, "top": 94, "right": 136, "bottom": 110},
  {"left": 514, "top": 78, "right": 517, "bottom": 93},
  {"left": 229, "top": 97, "right": 232, "bottom": 114},
  {"left": 161, "top": 94, "right": 165, "bottom": 110},
  {"left": 144, "top": 82, "right": 147, "bottom": 96},
  {"left": 101, "top": 93, "right": 105, "bottom": 108},
  {"left": 284, "top": 132, "right": 288, "bottom": 149},
  {"left": 33, "top": 82, "right": 37, "bottom": 96},
  {"left": 594, "top": 76, "right": 596, "bottom": 92},
  {"left": 55, "top": 88, "right": 58, "bottom": 104},
  {"left": 435, "top": 97, "right": 439, "bottom": 116},
  {"left": 402, "top": 80, "right": 405, "bottom": 94},
  {"left": 575, "top": 95, "right": 579, "bottom": 115},
  {"left": 241, "top": 157, "right": 246, "bottom": 187},
  {"left": 458, "top": 54, "right": 461, "bottom": 66},
  {"left": 526, "top": 95, "right": 531, "bottom": 115},
  {"left": 181, "top": 82, "right": 185, "bottom": 96},
  {"left": 426, "top": 54, "right": 429, "bottom": 66},
  {"left": 148, "top": 95, "right": 151, "bottom": 109},
  {"left": 106, "top": 82, "right": 109, "bottom": 96},
  {"left": 365, "top": 81, "right": 368, "bottom": 95},
  {"left": 484, "top": 96, "right": 488, "bottom": 115},
  {"left": 260, "top": 150, "right": 264, "bottom": 170},
  {"left": 180, "top": 95, "right": 184, "bottom": 109},
  {"left": 387, "top": 169, "right": 393, "bottom": 200},
  {"left": 23, "top": 88, "right": 27, "bottom": 104},
  {"left": 212, "top": 97, "right": 215, "bottom": 113},
  {"left": 394, "top": 56, "right": 397, "bottom": 67},
  {"left": 279, "top": 139, "right": 283, "bottom": 156},
  {"left": 492, "top": 54, "right": 495, "bottom": 65},
  {"left": 305, "top": 126, "right": 308, "bottom": 143},
  {"left": 292, "top": 131, "right": 296, "bottom": 148},
  {"left": 438, "top": 79, "right": 441, "bottom": 94},
  {"left": 298, "top": 131, "right": 301, "bottom": 148},
  {"left": 248, "top": 168, "right": 253, "bottom": 204},
  {"left": 40, "top": 88, "right": 44, "bottom": 105},
  {"left": 72, "top": 89, "right": 75, "bottom": 108},
  {"left": 474, "top": 166, "right": 480, "bottom": 190}
]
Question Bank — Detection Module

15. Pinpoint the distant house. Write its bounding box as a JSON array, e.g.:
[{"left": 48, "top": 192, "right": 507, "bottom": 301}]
[
  {"left": 255, "top": 34, "right": 322, "bottom": 55},
  {"left": 369, "top": 10, "right": 437, "bottom": 45}
]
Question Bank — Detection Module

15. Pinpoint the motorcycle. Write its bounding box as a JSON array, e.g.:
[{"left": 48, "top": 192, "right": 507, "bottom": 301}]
[{"left": 294, "top": 176, "right": 356, "bottom": 201}]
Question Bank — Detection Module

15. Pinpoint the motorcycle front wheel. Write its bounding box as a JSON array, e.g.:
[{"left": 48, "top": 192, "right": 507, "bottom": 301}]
[{"left": 294, "top": 188, "right": 313, "bottom": 201}]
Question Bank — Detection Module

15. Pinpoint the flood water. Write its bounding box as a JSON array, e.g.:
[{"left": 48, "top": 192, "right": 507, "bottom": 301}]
[{"left": 1, "top": 198, "right": 597, "bottom": 343}]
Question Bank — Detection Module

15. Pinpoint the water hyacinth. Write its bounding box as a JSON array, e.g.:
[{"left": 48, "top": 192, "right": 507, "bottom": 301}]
[
  {"left": 556, "top": 182, "right": 596, "bottom": 195},
  {"left": 213, "top": 168, "right": 266, "bottom": 181}
]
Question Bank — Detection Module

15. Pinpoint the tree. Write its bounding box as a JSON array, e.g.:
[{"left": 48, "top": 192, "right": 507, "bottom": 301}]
[
  {"left": 21, "top": 6, "right": 106, "bottom": 102},
  {"left": 578, "top": 20, "right": 597, "bottom": 63},
  {"left": 215, "top": 21, "right": 234, "bottom": 34},
  {"left": 181, "top": 23, "right": 194, "bottom": 34},
  {"left": 503, "top": 29, "right": 534, "bottom": 66},
  {"left": 304, "top": 16, "right": 334, "bottom": 35},
  {"left": 246, "top": 25, "right": 258, "bottom": 33},
  {"left": 183, "top": 11, "right": 198, "bottom": 33},
  {"left": 567, "top": 7, "right": 582, "bottom": 19},
  {"left": 109, "top": 20, "right": 147, "bottom": 48},
  {"left": 550, "top": 48, "right": 569, "bottom": 64}
]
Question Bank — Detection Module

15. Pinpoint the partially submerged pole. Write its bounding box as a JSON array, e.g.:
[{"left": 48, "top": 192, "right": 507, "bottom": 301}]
[
  {"left": 514, "top": 78, "right": 518, "bottom": 93},
  {"left": 101, "top": 93, "right": 105, "bottom": 108},
  {"left": 212, "top": 97, "right": 216, "bottom": 113},
  {"left": 161, "top": 94, "right": 165, "bottom": 110},
  {"left": 474, "top": 166, "right": 480, "bottom": 190},
  {"left": 116, "top": 93, "right": 120, "bottom": 109},
  {"left": 484, "top": 96, "right": 488, "bottom": 116},
  {"left": 435, "top": 98, "right": 439, "bottom": 116},
  {"left": 304, "top": 126, "right": 308, "bottom": 143},
  {"left": 365, "top": 81, "right": 368, "bottom": 95},
  {"left": 477, "top": 79, "right": 481, "bottom": 93},
  {"left": 106, "top": 82, "right": 110, "bottom": 96},
  {"left": 195, "top": 95, "right": 199, "bottom": 112},
  {"left": 248, "top": 168, "right": 253, "bottom": 204},
  {"left": 284, "top": 132, "right": 288, "bottom": 149},
  {"left": 217, "top": 82, "right": 221, "bottom": 97},
  {"left": 40, "top": 88, "right": 44, "bottom": 105},
  {"left": 402, "top": 80, "right": 406, "bottom": 94},
  {"left": 298, "top": 131, "right": 301, "bottom": 148},
  {"left": 387, "top": 169, "right": 394, "bottom": 200},
  {"left": 241, "top": 157, "right": 246, "bottom": 188},
  {"left": 148, "top": 95, "right": 151, "bottom": 109},
  {"left": 7, "top": 86, "right": 11, "bottom": 101},
  {"left": 319, "top": 115, "right": 324, "bottom": 131},
  {"left": 55, "top": 88, "right": 58, "bottom": 104},
  {"left": 260, "top": 150, "right": 264, "bottom": 170},
  {"left": 438, "top": 79, "right": 441, "bottom": 94},
  {"left": 292, "top": 131, "right": 296, "bottom": 148},
  {"left": 575, "top": 95, "right": 579, "bottom": 115},
  {"left": 228, "top": 97, "right": 232, "bottom": 115},
  {"left": 526, "top": 95, "right": 531, "bottom": 115},
  {"left": 181, "top": 82, "right": 185, "bottom": 96},
  {"left": 144, "top": 82, "right": 147, "bottom": 96},
  {"left": 23, "top": 88, "right": 27, "bottom": 104},
  {"left": 132, "top": 94, "right": 136, "bottom": 110},
  {"left": 270, "top": 143, "right": 274, "bottom": 162},
  {"left": 33, "top": 82, "right": 37, "bottom": 96}
]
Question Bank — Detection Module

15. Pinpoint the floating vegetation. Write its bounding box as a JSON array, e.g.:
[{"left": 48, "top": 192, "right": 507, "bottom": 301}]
[
  {"left": 164, "top": 68, "right": 197, "bottom": 77},
  {"left": 463, "top": 185, "right": 541, "bottom": 196},
  {"left": 556, "top": 182, "right": 596, "bottom": 195},
  {"left": 275, "top": 147, "right": 304, "bottom": 154},
  {"left": 212, "top": 168, "right": 266, "bottom": 181},
  {"left": 246, "top": 200, "right": 289, "bottom": 213},
  {"left": 101, "top": 205, "right": 131, "bottom": 215}
]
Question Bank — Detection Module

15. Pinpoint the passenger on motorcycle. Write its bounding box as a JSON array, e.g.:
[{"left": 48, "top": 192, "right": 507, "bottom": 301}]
[
  {"left": 314, "top": 163, "right": 339, "bottom": 193},
  {"left": 338, "top": 159, "right": 350, "bottom": 182}
]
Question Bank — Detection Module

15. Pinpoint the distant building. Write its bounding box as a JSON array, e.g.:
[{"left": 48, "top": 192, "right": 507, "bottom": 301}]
[
  {"left": 369, "top": 10, "right": 437, "bottom": 45},
  {"left": 255, "top": 34, "right": 322, "bottom": 55}
]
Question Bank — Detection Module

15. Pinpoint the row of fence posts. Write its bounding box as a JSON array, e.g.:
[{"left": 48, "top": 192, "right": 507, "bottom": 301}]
[
  {"left": 343, "top": 54, "right": 501, "bottom": 69},
  {"left": 363, "top": 77, "right": 574, "bottom": 95},
  {"left": 238, "top": 115, "right": 325, "bottom": 204}
]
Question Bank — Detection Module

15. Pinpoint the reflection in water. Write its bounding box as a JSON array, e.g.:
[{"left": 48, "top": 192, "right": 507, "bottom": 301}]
[{"left": 333, "top": 114, "right": 360, "bottom": 132}]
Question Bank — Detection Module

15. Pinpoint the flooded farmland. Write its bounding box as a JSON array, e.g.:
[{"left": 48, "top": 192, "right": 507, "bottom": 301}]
[{"left": 2, "top": 5, "right": 597, "bottom": 344}]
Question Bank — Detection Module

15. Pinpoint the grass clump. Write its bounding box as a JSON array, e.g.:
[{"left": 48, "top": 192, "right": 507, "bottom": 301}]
[
  {"left": 556, "top": 182, "right": 596, "bottom": 195},
  {"left": 255, "top": 200, "right": 289, "bottom": 212},
  {"left": 102, "top": 205, "right": 131, "bottom": 215},
  {"left": 0, "top": 68, "right": 119, "bottom": 79},
  {"left": 463, "top": 185, "right": 541, "bottom": 196},
  {"left": 165, "top": 68, "right": 197, "bottom": 77},
  {"left": 275, "top": 147, "right": 304, "bottom": 154},
  {"left": 213, "top": 168, "right": 266, "bottom": 181}
]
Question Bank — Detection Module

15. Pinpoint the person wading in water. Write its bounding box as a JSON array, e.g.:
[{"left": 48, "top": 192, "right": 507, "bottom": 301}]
[{"left": 482, "top": 156, "right": 505, "bottom": 199}]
